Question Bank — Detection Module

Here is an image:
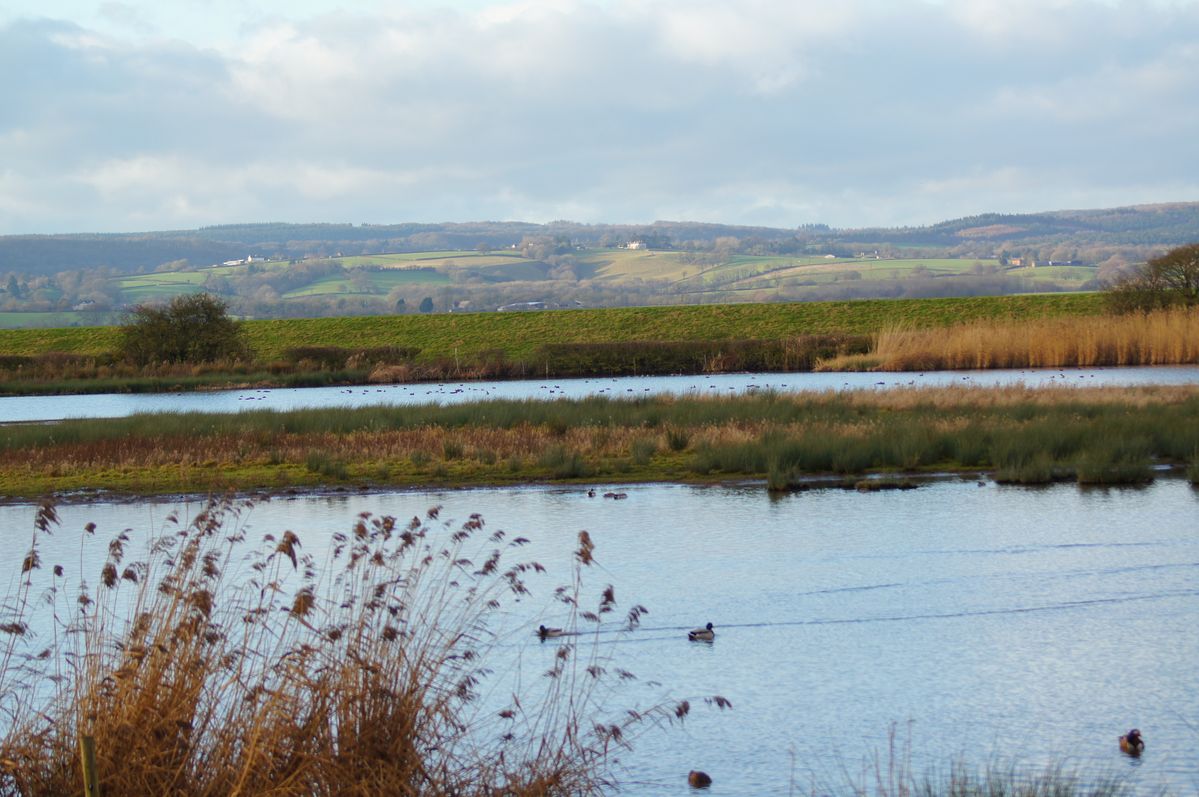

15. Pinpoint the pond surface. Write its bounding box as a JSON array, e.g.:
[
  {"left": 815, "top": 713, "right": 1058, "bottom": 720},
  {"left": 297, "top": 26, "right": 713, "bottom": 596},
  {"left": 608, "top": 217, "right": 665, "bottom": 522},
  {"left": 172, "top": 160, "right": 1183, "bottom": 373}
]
[
  {"left": 3, "top": 479, "right": 1196, "bottom": 795},
  {"left": 3, "top": 365, "right": 1199, "bottom": 422}
]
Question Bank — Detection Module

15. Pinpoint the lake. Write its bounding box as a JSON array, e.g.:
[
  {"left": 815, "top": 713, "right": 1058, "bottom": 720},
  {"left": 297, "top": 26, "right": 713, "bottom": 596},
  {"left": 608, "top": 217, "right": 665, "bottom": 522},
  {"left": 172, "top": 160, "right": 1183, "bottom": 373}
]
[
  {"left": 3, "top": 365, "right": 1199, "bottom": 422},
  {"left": 3, "top": 479, "right": 1196, "bottom": 794}
]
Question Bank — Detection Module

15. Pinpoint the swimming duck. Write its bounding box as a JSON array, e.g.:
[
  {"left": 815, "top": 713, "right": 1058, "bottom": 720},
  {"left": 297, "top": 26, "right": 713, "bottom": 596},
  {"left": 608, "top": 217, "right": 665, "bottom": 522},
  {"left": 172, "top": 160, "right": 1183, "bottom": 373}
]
[
  {"left": 1119, "top": 728, "right": 1144, "bottom": 755},
  {"left": 687, "top": 770, "right": 712, "bottom": 788},
  {"left": 688, "top": 622, "right": 715, "bottom": 642},
  {"left": 538, "top": 625, "right": 564, "bottom": 639}
]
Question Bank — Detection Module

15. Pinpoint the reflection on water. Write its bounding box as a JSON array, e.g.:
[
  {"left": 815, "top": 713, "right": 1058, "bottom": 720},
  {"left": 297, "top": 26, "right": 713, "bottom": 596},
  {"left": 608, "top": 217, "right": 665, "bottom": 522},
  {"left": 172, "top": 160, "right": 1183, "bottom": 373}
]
[
  {"left": 2, "top": 480, "right": 1197, "bottom": 795},
  {"left": 4, "top": 365, "right": 1199, "bottom": 422}
]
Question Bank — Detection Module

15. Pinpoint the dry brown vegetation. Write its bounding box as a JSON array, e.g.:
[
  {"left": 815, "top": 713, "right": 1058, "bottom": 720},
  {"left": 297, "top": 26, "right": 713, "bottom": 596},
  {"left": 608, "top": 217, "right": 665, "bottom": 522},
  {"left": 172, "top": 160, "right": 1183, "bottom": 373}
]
[
  {"left": 0, "top": 499, "right": 697, "bottom": 796},
  {"left": 818, "top": 308, "right": 1199, "bottom": 371}
]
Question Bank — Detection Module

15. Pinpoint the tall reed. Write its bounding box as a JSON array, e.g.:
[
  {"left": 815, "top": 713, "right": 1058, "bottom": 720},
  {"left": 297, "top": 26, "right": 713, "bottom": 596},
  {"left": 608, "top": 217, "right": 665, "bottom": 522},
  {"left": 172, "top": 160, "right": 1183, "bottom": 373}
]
[
  {"left": 859, "top": 308, "right": 1199, "bottom": 371},
  {"left": 0, "top": 498, "right": 692, "bottom": 796}
]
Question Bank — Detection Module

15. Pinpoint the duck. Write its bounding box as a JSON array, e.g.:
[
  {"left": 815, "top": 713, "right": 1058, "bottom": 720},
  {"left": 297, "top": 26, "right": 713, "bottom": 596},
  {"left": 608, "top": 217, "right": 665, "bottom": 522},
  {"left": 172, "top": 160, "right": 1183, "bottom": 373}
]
[
  {"left": 1119, "top": 728, "right": 1144, "bottom": 755},
  {"left": 688, "top": 622, "right": 715, "bottom": 642},
  {"left": 687, "top": 770, "right": 712, "bottom": 788},
  {"left": 538, "top": 624, "right": 564, "bottom": 639}
]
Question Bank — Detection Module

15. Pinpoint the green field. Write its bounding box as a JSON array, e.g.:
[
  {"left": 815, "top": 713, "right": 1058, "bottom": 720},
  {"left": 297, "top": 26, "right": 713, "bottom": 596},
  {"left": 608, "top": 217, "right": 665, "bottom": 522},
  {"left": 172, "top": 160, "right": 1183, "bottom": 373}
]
[
  {"left": 118, "top": 272, "right": 210, "bottom": 302},
  {"left": 0, "top": 293, "right": 1105, "bottom": 361},
  {"left": 1007, "top": 265, "right": 1097, "bottom": 281},
  {"left": 574, "top": 249, "right": 693, "bottom": 281},
  {"left": 0, "top": 311, "right": 121, "bottom": 329},
  {"left": 283, "top": 269, "right": 451, "bottom": 298},
  {"left": 336, "top": 250, "right": 485, "bottom": 266}
]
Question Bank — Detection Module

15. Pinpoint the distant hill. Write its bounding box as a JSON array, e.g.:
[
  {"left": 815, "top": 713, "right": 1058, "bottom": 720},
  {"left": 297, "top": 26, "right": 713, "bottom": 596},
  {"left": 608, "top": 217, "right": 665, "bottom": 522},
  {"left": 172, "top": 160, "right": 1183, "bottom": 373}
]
[
  {"left": 2, "top": 202, "right": 1194, "bottom": 277},
  {"left": 836, "top": 202, "right": 1199, "bottom": 247}
]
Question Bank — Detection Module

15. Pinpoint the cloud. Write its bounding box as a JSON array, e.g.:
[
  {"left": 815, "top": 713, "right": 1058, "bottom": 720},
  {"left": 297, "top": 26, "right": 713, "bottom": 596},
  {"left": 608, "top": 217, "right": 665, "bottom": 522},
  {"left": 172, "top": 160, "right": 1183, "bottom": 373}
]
[{"left": 1, "top": 0, "right": 1198, "bottom": 234}]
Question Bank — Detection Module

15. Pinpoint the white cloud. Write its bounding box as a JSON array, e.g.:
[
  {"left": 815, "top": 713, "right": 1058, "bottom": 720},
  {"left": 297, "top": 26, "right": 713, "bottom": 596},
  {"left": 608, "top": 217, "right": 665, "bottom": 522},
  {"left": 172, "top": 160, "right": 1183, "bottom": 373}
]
[{"left": 1, "top": 0, "right": 1198, "bottom": 233}]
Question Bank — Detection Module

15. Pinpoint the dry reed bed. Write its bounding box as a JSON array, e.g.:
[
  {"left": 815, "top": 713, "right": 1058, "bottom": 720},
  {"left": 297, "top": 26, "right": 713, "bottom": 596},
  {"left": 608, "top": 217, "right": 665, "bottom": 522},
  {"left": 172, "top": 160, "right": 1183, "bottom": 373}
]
[
  {"left": 820, "top": 308, "right": 1199, "bottom": 371},
  {"left": 0, "top": 499, "right": 694, "bottom": 796}
]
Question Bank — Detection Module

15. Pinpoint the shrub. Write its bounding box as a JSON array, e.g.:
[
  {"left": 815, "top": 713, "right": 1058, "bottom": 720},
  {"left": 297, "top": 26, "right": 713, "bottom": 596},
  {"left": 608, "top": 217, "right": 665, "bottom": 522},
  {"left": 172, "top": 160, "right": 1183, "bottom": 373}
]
[{"left": 118, "top": 293, "right": 251, "bottom": 365}]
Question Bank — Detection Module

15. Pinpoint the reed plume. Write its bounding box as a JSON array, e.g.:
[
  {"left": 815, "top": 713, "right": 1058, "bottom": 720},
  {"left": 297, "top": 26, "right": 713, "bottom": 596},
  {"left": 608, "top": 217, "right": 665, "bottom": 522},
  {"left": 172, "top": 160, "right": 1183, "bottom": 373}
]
[{"left": 0, "top": 497, "right": 687, "bottom": 796}]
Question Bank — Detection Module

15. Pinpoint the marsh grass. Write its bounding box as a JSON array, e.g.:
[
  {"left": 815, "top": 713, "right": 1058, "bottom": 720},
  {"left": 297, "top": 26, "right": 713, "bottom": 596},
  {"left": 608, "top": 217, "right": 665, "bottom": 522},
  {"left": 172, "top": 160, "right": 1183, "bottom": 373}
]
[
  {"left": 0, "top": 499, "right": 702, "bottom": 796},
  {"left": 631, "top": 437, "right": 658, "bottom": 466},
  {"left": 993, "top": 454, "right": 1066, "bottom": 485},
  {"left": 665, "top": 427, "right": 691, "bottom": 452},
  {"left": 1074, "top": 439, "right": 1154, "bottom": 486},
  {"left": 305, "top": 450, "right": 349, "bottom": 479},
  {"left": 818, "top": 724, "right": 1134, "bottom": 797},
  {"left": 538, "top": 445, "right": 591, "bottom": 478},
  {"left": 843, "top": 762, "right": 1132, "bottom": 797}
]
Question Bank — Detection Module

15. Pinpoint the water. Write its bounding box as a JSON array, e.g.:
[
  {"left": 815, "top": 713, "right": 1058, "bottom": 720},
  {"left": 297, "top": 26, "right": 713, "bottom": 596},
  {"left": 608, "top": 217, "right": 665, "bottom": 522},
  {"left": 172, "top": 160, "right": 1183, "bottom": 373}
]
[
  {"left": 3, "top": 480, "right": 1196, "bottom": 794},
  {"left": 4, "top": 365, "right": 1199, "bottom": 422}
]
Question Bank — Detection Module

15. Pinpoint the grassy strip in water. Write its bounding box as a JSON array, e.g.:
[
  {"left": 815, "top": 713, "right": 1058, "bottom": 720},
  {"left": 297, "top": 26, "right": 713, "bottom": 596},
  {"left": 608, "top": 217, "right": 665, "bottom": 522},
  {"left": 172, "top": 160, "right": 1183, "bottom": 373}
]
[{"left": 3, "top": 386, "right": 1197, "bottom": 498}]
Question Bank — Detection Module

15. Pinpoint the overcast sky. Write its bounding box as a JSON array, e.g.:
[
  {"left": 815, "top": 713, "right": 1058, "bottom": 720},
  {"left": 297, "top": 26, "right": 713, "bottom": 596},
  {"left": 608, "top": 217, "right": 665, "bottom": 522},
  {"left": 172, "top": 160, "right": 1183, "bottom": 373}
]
[{"left": 2, "top": 0, "right": 1197, "bottom": 234}]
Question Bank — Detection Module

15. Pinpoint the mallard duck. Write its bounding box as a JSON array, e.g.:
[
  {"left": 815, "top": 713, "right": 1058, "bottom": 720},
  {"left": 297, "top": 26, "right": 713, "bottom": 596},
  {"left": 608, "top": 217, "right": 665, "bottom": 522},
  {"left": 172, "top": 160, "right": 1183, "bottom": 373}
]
[
  {"left": 1119, "top": 728, "right": 1144, "bottom": 755},
  {"left": 538, "top": 624, "right": 563, "bottom": 639},
  {"left": 688, "top": 622, "right": 715, "bottom": 641},
  {"left": 687, "top": 770, "right": 712, "bottom": 788}
]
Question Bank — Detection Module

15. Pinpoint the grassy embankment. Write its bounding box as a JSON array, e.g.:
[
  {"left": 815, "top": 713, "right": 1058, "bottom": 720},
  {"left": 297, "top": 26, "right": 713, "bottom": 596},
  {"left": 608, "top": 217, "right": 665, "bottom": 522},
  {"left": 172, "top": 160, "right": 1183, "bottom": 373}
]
[
  {"left": 4, "top": 386, "right": 1198, "bottom": 498},
  {"left": 0, "top": 294, "right": 1105, "bottom": 394}
]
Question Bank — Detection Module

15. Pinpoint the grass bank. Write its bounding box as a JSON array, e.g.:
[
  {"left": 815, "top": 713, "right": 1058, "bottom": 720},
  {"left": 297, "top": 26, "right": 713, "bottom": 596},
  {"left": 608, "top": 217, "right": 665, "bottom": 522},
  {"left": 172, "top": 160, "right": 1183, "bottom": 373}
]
[
  {"left": 3, "top": 386, "right": 1197, "bottom": 498},
  {"left": 0, "top": 295, "right": 1105, "bottom": 394},
  {"left": 0, "top": 294, "right": 1103, "bottom": 359}
]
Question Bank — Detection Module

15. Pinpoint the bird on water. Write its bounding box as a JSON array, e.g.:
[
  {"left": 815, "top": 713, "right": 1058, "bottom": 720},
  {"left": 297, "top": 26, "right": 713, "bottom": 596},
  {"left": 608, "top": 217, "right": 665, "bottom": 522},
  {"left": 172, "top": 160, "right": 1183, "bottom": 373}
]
[
  {"left": 1119, "top": 728, "right": 1144, "bottom": 755},
  {"left": 688, "top": 622, "right": 715, "bottom": 642}
]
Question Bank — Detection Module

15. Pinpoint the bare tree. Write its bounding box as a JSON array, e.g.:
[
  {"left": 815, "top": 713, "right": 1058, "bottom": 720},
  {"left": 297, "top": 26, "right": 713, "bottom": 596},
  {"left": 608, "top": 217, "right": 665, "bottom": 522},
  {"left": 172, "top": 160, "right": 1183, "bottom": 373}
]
[{"left": 1106, "top": 243, "right": 1199, "bottom": 312}]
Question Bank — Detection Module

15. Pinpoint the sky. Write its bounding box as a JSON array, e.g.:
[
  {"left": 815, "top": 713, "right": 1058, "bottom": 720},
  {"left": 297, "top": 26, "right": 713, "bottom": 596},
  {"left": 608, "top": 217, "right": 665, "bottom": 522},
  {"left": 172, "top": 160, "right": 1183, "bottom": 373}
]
[{"left": 1, "top": 0, "right": 1197, "bottom": 234}]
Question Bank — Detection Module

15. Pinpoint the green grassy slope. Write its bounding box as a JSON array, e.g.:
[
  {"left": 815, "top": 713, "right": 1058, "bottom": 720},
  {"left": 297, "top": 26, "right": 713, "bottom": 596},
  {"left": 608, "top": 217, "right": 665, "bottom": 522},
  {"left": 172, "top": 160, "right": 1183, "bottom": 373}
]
[{"left": 0, "top": 293, "right": 1105, "bottom": 360}]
